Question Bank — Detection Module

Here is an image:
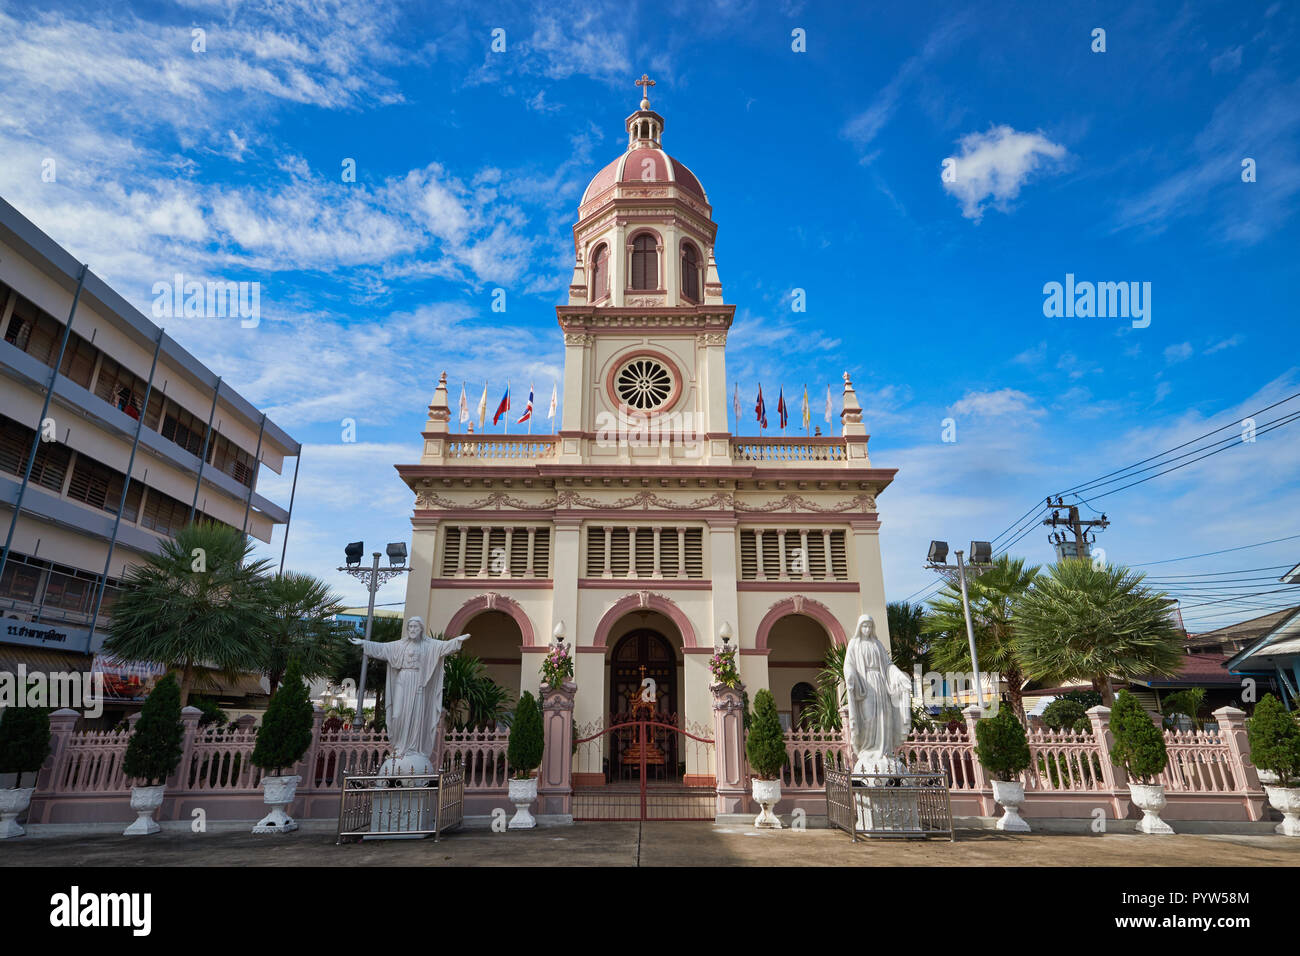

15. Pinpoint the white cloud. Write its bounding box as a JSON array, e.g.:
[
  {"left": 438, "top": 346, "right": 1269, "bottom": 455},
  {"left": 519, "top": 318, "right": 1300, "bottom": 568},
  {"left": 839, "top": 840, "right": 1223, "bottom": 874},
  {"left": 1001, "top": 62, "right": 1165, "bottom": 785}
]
[
  {"left": 949, "top": 388, "right": 1045, "bottom": 420},
  {"left": 1164, "top": 342, "right": 1194, "bottom": 363},
  {"left": 942, "top": 125, "right": 1068, "bottom": 221}
]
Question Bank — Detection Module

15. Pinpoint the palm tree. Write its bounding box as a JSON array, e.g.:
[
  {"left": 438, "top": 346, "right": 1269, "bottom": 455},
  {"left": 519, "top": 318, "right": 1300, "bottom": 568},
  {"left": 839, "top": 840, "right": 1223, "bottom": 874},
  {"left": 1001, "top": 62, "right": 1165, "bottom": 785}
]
[
  {"left": 261, "top": 572, "right": 352, "bottom": 695},
  {"left": 442, "top": 653, "right": 514, "bottom": 731},
  {"left": 104, "top": 522, "right": 272, "bottom": 706},
  {"left": 1014, "top": 560, "right": 1185, "bottom": 705},
  {"left": 925, "top": 554, "right": 1040, "bottom": 722},
  {"left": 886, "top": 601, "right": 929, "bottom": 674},
  {"left": 798, "top": 643, "right": 847, "bottom": 732}
]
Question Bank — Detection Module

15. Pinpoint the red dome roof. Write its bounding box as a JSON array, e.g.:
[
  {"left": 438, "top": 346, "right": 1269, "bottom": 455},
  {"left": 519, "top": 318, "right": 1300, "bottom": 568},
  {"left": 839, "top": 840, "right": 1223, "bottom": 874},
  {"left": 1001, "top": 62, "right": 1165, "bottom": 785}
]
[{"left": 580, "top": 148, "right": 708, "bottom": 208}]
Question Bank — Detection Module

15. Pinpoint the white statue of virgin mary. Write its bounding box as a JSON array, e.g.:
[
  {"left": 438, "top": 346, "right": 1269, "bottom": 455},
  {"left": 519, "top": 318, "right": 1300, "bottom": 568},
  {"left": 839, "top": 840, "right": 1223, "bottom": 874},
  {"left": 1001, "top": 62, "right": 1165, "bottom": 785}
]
[{"left": 842, "top": 614, "right": 913, "bottom": 775}]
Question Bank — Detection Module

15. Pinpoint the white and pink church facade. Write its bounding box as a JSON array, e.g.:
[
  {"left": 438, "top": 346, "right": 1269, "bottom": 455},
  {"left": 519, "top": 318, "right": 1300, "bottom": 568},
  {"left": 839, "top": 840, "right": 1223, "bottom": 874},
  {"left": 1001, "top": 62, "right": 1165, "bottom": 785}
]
[{"left": 395, "top": 82, "right": 897, "bottom": 785}]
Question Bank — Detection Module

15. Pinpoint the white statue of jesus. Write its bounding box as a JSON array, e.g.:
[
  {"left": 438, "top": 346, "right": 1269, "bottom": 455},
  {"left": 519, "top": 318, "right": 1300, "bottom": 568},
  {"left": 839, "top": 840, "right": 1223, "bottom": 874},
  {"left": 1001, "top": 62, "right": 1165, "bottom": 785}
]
[
  {"left": 350, "top": 617, "right": 470, "bottom": 767},
  {"left": 843, "top": 614, "right": 913, "bottom": 775}
]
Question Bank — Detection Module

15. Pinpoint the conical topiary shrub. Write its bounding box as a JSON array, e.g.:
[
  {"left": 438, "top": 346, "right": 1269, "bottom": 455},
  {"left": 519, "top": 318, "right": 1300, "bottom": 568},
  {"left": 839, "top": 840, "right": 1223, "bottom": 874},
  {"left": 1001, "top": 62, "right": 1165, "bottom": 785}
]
[
  {"left": 1109, "top": 690, "right": 1168, "bottom": 784},
  {"left": 1248, "top": 693, "right": 1300, "bottom": 787},
  {"left": 745, "top": 689, "right": 788, "bottom": 780},
  {"left": 252, "top": 658, "right": 314, "bottom": 777},
  {"left": 123, "top": 674, "right": 184, "bottom": 787},
  {"left": 507, "top": 691, "right": 543, "bottom": 779},
  {"left": 975, "top": 706, "right": 1032, "bottom": 782},
  {"left": 0, "top": 706, "right": 51, "bottom": 789}
]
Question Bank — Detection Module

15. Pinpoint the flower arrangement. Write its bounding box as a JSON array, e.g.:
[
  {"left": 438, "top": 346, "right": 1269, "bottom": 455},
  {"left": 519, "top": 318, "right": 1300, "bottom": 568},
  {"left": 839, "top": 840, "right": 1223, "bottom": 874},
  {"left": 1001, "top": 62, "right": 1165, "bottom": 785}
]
[
  {"left": 710, "top": 645, "right": 740, "bottom": 688},
  {"left": 540, "top": 642, "right": 574, "bottom": 687}
]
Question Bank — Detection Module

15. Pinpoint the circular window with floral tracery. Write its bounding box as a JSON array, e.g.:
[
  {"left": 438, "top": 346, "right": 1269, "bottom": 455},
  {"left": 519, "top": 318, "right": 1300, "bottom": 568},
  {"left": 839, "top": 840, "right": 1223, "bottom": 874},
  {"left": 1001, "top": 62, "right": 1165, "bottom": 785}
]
[{"left": 614, "top": 356, "right": 674, "bottom": 410}]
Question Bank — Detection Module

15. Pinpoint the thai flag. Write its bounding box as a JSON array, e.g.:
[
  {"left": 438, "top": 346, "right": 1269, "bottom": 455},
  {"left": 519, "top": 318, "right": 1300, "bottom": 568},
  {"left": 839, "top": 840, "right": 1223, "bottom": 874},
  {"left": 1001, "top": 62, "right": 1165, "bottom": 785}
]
[
  {"left": 516, "top": 384, "right": 534, "bottom": 424},
  {"left": 492, "top": 384, "right": 510, "bottom": 425},
  {"left": 755, "top": 385, "right": 767, "bottom": 429}
]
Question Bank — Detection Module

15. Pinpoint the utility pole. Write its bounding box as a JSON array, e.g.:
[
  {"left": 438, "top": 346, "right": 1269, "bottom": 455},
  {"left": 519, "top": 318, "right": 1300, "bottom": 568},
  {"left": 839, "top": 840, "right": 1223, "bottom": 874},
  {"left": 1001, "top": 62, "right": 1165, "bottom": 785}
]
[{"left": 1042, "top": 497, "right": 1110, "bottom": 561}]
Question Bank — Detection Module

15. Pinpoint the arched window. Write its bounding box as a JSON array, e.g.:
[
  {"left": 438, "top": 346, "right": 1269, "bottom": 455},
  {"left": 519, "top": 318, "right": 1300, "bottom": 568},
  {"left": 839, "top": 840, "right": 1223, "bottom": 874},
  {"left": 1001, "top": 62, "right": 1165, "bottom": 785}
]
[
  {"left": 681, "top": 243, "right": 700, "bottom": 302},
  {"left": 590, "top": 244, "right": 609, "bottom": 301},
  {"left": 630, "top": 234, "right": 657, "bottom": 290}
]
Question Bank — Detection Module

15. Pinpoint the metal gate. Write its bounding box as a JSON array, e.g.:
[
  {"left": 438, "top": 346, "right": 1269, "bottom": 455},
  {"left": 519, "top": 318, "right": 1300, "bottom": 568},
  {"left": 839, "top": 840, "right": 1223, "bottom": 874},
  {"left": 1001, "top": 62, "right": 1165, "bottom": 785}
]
[{"left": 572, "top": 712, "right": 716, "bottom": 821}]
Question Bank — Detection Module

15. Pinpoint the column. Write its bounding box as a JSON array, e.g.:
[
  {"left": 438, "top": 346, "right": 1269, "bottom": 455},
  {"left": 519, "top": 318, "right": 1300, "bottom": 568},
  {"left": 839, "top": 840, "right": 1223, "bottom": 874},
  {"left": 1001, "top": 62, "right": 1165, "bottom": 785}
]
[
  {"left": 456, "top": 525, "right": 468, "bottom": 577},
  {"left": 652, "top": 526, "right": 662, "bottom": 578},
  {"left": 778, "top": 529, "right": 788, "bottom": 580},
  {"left": 525, "top": 527, "right": 537, "bottom": 577},
  {"left": 503, "top": 528, "right": 514, "bottom": 578},
  {"left": 539, "top": 680, "right": 577, "bottom": 819},
  {"left": 821, "top": 530, "right": 832, "bottom": 582},
  {"left": 602, "top": 525, "right": 613, "bottom": 578},
  {"left": 712, "top": 681, "right": 748, "bottom": 814},
  {"left": 1212, "top": 705, "right": 1265, "bottom": 821},
  {"left": 1086, "top": 705, "right": 1130, "bottom": 821},
  {"left": 799, "top": 530, "right": 810, "bottom": 580},
  {"left": 677, "top": 527, "right": 686, "bottom": 578},
  {"left": 477, "top": 528, "right": 490, "bottom": 577},
  {"left": 756, "top": 528, "right": 767, "bottom": 581},
  {"left": 963, "top": 705, "right": 995, "bottom": 816}
]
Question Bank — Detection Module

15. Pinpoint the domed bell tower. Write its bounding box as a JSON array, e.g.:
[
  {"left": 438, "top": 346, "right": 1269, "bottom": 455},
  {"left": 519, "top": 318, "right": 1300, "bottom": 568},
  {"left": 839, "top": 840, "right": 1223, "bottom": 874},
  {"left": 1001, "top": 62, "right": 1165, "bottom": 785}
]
[{"left": 557, "top": 76, "right": 733, "bottom": 467}]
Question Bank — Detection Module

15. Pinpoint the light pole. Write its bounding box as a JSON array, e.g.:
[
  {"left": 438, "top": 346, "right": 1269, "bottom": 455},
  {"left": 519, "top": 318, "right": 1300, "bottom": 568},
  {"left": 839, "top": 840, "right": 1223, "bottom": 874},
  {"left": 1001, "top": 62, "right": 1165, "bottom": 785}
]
[
  {"left": 338, "top": 540, "right": 410, "bottom": 727},
  {"left": 925, "top": 540, "right": 992, "bottom": 710}
]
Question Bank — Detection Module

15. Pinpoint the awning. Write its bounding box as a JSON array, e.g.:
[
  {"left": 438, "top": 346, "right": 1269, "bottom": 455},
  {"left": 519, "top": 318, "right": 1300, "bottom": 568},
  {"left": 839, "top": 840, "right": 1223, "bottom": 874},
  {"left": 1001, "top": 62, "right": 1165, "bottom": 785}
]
[{"left": 0, "top": 646, "right": 94, "bottom": 675}]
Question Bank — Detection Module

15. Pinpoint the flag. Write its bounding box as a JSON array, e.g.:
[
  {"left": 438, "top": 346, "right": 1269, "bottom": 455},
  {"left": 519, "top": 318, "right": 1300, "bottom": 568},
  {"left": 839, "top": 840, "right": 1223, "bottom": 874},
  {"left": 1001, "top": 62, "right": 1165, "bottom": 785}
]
[
  {"left": 547, "top": 383, "right": 557, "bottom": 423},
  {"left": 477, "top": 382, "right": 488, "bottom": 429},
  {"left": 732, "top": 383, "right": 740, "bottom": 426},
  {"left": 801, "top": 385, "right": 810, "bottom": 432},
  {"left": 755, "top": 385, "right": 767, "bottom": 429},
  {"left": 517, "top": 384, "right": 534, "bottom": 424},
  {"left": 777, "top": 387, "right": 788, "bottom": 430},
  {"left": 458, "top": 384, "right": 469, "bottom": 425},
  {"left": 492, "top": 383, "right": 510, "bottom": 425},
  {"left": 824, "top": 384, "right": 833, "bottom": 424}
]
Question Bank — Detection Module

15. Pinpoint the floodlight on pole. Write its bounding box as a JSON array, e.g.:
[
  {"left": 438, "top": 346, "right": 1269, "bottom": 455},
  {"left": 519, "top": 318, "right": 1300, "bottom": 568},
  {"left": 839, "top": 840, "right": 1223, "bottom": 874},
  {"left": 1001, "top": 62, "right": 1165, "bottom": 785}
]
[
  {"left": 969, "top": 540, "right": 993, "bottom": 564},
  {"left": 386, "top": 541, "right": 408, "bottom": 567},
  {"left": 927, "top": 540, "right": 949, "bottom": 564},
  {"left": 338, "top": 542, "right": 411, "bottom": 728},
  {"left": 344, "top": 541, "right": 364, "bottom": 568}
]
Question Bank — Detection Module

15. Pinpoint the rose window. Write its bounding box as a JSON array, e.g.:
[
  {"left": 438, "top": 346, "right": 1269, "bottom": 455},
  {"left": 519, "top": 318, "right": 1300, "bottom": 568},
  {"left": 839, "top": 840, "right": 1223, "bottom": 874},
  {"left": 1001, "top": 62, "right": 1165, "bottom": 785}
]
[{"left": 614, "top": 357, "right": 674, "bottom": 410}]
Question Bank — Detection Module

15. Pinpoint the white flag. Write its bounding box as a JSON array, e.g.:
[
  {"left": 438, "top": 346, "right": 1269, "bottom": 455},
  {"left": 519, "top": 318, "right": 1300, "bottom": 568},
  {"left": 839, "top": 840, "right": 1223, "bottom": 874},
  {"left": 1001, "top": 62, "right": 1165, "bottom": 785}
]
[
  {"left": 547, "top": 383, "right": 557, "bottom": 422},
  {"left": 824, "top": 384, "right": 833, "bottom": 424},
  {"left": 458, "top": 384, "right": 468, "bottom": 424},
  {"left": 476, "top": 381, "right": 488, "bottom": 429}
]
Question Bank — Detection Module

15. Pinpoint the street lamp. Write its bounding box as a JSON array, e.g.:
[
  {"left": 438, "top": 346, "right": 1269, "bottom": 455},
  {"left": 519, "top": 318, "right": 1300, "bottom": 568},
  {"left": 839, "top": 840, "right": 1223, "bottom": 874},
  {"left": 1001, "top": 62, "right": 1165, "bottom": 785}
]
[
  {"left": 925, "top": 540, "right": 994, "bottom": 711},
  {"left": 338, "top": 540, "right": 411, "bottom": 727},
  {"left": 718, "top": 620, "right": 733, "bottom": 648}
]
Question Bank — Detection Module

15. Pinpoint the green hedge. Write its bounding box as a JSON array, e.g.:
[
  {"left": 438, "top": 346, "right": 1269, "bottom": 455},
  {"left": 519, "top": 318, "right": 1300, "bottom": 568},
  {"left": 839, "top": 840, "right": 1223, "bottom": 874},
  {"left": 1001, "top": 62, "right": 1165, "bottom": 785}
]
[{"left": 1109, "top": 690, "right": 1168, "bottom": 783}]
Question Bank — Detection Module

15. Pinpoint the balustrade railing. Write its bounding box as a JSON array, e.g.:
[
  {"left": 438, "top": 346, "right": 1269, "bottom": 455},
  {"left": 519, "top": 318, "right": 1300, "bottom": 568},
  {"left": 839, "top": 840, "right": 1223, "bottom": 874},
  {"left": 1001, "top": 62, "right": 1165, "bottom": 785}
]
[
  {"left": 445, "top": 436, "right": 558, "bottom": 460},
  {"left": 731, "top": 437, "right": 848, "bottom": 463}
]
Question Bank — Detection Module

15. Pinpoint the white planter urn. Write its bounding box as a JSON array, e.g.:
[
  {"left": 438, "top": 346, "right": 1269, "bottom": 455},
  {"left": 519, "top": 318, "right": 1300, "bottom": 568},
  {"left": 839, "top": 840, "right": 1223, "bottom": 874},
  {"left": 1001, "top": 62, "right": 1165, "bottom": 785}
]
[
  {"left": 991, "top": 779, "right": 1030, "bottom": 832},
  {"left": 0, "top": 787, "right": 35, "bottom": 839},
  {"left": 508, "top": 776, "right": 538, "bottom": 829},
  {"left": 124, "top": 784, "right": 166, "bottom": 836},
  {"left": 1129, "top": 782, "right": 1174, "bottom": 834},
  {"left": 1257, "top": 769, "right": 1280, "bottom": 786},
  {"left": 1264, "top": 786, "right": 1300, "bottom": 837},
  {"left": 751, "top": 778, "right": 783, "bottom": 829},
  {"left": 253, "top": 774, "right": 301, "bottom": 834}
]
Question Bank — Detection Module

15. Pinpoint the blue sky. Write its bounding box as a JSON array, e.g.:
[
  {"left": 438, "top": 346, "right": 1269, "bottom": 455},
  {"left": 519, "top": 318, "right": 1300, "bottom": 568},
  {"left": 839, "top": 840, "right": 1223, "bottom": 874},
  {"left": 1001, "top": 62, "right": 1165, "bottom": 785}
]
[{"left": 2, "top": 0, "right": 1297, "bottom": 630}]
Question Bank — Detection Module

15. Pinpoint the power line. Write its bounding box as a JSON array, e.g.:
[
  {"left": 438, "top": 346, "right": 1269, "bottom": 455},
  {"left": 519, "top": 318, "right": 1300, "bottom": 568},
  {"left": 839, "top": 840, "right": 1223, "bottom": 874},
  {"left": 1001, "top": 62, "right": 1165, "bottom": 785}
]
[
  {"left": 1132, "top": 533, "right": 1300, "bottom": 567},
  {"left": 1143, "top": 564, "right": 1294, "bottom": 579}
]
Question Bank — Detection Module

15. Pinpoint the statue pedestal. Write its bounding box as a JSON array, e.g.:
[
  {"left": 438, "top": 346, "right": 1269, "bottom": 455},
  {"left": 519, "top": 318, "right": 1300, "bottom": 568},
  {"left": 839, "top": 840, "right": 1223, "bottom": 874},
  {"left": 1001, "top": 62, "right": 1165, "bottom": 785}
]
[
  {"left": 851, "top": 755, "right": 922, "bottom": 836},
  {"left": 364, "top": 754, "right": 437, "bottom": 841}
]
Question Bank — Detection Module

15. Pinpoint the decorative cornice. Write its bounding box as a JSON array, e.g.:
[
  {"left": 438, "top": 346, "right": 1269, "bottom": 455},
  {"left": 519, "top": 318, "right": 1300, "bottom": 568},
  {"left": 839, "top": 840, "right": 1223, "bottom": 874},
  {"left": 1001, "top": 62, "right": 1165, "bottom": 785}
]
[{"left": 411, "top": 488, "right": 877, "bottom": 514}]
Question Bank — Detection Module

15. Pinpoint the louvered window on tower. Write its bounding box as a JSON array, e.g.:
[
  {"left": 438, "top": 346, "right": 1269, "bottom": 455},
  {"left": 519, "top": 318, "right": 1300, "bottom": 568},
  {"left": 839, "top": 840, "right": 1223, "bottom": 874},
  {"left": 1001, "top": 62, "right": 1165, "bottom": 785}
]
[{"left": 738, "top": 528, "right": 849, "bottom": 581}]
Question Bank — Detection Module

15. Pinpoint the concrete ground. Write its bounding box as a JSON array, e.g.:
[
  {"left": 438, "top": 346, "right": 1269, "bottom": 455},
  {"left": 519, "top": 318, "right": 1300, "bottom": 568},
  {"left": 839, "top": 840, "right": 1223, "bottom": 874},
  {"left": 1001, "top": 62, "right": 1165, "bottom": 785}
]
[{"left": 3, "top": 820, "right": 1299, "bottom": 866}]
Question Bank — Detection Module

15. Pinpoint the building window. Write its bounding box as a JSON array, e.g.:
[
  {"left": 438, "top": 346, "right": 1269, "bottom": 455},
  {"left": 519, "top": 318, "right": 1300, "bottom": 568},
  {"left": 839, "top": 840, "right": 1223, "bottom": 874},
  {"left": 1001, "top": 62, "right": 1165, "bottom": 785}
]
[
  {"left": 585, "top": 526, "right": 704, "bottom": 578},
  {"left": 614, "top": 356, "right": 673, "bottom": 410},
  {"left": 739, "top": 528, "right": 849, "bottom": 581},
  {"left": 0, "top": 414, "right": 71, "bottom": 492},
  {"left": 439, "top": 526, "right": 551, "bottom": 577},
  {"left": 630, "top": 234, "right": 657, "bottom": 290},
  {"left": 590, "top": 244, "right": 609, "bottom": 301},
  {"left": 681, "top": 243, "right": 700, "bottom": 302}
]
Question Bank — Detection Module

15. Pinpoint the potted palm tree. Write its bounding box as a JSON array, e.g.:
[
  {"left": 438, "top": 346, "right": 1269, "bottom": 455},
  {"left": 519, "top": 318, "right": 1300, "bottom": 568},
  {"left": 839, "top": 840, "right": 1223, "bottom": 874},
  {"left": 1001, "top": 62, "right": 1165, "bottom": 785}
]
[
  {"left": 746, "top": 689, "right": 788, "bottom": 828},
  {"left": 250, "top": 658, "right": 315, "bottom": 834},
  {"left": 1110, "top": 690, "right": 1173, "bottom": 834},
  {"left": 506, "top": 691, "right": 543, "bottom": 829},
  {"left": 974, "top": 706, "right": 1033, "bottom": 831},
  {"left": 1247, "top": 693, "right": 1300, "bottom": 836},
  {"left": 122, "top": 675, "right": 184, "bottom": 835},
  {"left": 0, "top": 706, "right": 51, "bottom": 839},
  {"left": 105, "top": 521, "right": 272, "bottom": 706}
]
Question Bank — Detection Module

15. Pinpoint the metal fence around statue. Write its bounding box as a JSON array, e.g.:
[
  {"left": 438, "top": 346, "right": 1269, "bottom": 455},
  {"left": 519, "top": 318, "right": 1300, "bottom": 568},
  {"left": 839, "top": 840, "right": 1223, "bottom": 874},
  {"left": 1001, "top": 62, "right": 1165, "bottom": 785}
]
[
  {"left": 335, "top": 765, "right": 465, "bottom": 843},
  {"left": 825, "top": 769, "right": 954, "bottom": 842}
]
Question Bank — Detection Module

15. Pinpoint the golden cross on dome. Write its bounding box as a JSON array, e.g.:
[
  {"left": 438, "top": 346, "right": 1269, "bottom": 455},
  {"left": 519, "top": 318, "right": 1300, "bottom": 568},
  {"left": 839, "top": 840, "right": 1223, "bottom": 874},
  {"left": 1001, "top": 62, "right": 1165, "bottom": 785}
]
[{"left": 636, "top": 73, "right": 655, "bottom": 108}]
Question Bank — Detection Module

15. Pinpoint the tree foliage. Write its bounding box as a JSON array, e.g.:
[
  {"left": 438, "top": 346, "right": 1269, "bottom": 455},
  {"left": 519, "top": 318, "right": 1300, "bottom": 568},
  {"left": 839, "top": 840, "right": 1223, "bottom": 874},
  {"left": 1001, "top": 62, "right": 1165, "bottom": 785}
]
[
  {"left": 123, "top": 674, "right": 184, "bottom": 787},
  {"left": 926, "top": 554, "right": 1040, "bottom": 721},
  {"left": 1247, "top": 693, "right": 1300, "bottom": 787},
  {"left": 261, "top": 572, "right": 351, "bottom": 695},
  {"left": 443, "top": 652, "right": 514, "bottom": 731},
  {"left": 745, "top": 689, "right": 788, "bottom": 780},
  {"left": 507, "top": 691, "right": 543, "bottom": 778},
  {"left": 974, "top": 706, "right": 1031, "bottom": 781},
  {"left": 1160, "top": 687, "right": 1207, "bottom": 729},
  {"left": 1109, "top": 690, "right": 1168, "bottom": 784},
  {"left": 0, "top": 706, "right": 51, "bottom": 788},
  {"left": 1041, "top": 698, "right": 1091, "bottom": 734},
  {"left": 797, "top": 643, "right": 846, "bottom": 732},
  {"left": 1013, "top": 560, "right": 1184, "bottom": 705},
  {"left": 104, "top": 522, "right": 272, "bottom": 705},
  {"left": 886, "top": 601, "right": 928, "bottom": 674},
  {"left": 251, "top": 658, "right": 315, "bottom": 776}
]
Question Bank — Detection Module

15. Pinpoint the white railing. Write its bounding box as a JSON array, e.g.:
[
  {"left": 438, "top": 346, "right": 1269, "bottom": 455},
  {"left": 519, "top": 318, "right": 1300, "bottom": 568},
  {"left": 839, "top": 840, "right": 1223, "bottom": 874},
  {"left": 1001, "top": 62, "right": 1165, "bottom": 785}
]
[
  {"left": 445, "top": 436, "right": 558, "bottom": 460},
  {"left": 731, "top": 438, "right": 849, "bottom": 463}
]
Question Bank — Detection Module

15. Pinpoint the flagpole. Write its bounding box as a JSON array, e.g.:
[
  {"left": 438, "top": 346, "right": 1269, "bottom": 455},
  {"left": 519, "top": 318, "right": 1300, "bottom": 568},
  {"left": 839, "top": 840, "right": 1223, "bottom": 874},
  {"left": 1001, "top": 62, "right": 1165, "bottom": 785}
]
[{"left": 505, "top": 379, "right": 509, "bottom": 435}]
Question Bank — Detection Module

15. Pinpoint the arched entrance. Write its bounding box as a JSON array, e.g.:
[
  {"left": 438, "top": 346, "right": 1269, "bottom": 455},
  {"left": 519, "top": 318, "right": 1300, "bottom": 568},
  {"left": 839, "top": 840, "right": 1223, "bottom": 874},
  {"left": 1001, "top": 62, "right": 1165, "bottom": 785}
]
[
  {"left": 608, "top": 629, "right": 679, "bottom": 780},
  {"left": 767, "top": 614, "right": 835, "bottom": 731},
  {"left": 450, "top": 610, "right": 522, "bottom": 728}
]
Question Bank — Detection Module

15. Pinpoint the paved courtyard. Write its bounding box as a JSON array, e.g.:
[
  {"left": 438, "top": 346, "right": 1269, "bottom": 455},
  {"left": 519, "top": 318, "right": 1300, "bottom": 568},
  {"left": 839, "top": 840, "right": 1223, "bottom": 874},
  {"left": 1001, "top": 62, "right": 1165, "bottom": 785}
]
[{"left": 3, "top": 822, "right": 1298, "bottom": 866}]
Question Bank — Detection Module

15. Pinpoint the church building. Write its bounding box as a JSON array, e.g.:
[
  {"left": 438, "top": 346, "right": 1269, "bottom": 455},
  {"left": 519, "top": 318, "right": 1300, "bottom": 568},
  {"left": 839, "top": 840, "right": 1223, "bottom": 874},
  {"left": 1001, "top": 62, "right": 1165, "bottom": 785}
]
[{"left": 397, "top": 80, "right": 897, "bottom": 764}]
